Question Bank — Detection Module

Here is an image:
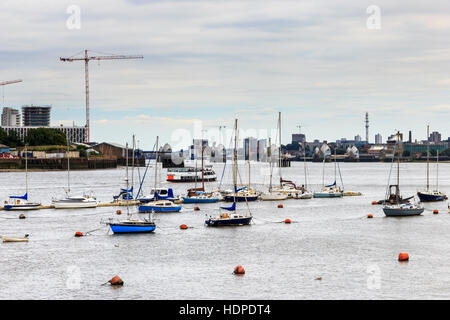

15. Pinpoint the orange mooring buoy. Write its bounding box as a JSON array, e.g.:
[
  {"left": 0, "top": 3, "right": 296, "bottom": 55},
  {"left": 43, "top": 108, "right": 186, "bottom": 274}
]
[
  {"left": 74, "top": 231, "right": 83, "bottom": 237},
  {"left": 116, "top": 209, "right": 122, "bottom": 215},
  {"left": 398, "top": 253, "right": 409, "bottom": 261},
  {"left": 180, "top": 224, "right": 188, "bottom": 230},
  {"left": 371, "top": 201, "right": 377, "bottom": 205},
  {"left": 278, "top": 204, "right": 283, "bottom": 208},
  {"left": 367, "top": 214, "right": 373, "bottom": 218},
  {"left": 433, "top": 210, "right": 439, "bottom": 214},
  {"left": 109, "top": 275, "right": 124, "bottom": 286},
  {"left": 194, "top": 206, "right": 200, "bottom": 211},
  {"left": 284, "top": 218, "right": 291, "bottom": 224},
  {"left": 233, "top": 265, "right": 245, "bottom": 275}
]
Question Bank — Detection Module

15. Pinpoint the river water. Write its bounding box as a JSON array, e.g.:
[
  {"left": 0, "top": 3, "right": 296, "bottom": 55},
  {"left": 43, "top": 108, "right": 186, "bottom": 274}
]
[{"left": 0, "top": 161, "right": 449, "bottom": 300}]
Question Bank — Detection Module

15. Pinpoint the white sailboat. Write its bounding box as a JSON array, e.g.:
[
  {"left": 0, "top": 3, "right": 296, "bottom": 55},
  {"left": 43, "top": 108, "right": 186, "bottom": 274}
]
[
  {"left": 314, "top": 147, "right": 343, "bottom": 198},
  {"left": 4, "top": 145, "right": 41, "bottom": 210},
  {"left": 52, "top": 141, "right": 98, "bottom": 209},
  {"left": 260, "top": 137, "right": 288, "bottom": 201},
  {"left": 383, "top": 133, "right": 424, "bottom": 217},
  {"left": 417, "top": 125, "right": 446, "bottom": 202}
]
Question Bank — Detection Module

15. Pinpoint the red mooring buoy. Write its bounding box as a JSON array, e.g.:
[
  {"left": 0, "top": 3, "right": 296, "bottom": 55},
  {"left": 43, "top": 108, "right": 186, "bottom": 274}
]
[
  {"left": 233, "top": 265, "right": 245, "bottom": 275},
  {"left": 284, "top": 218, "right": 291, "bottom": 224},
  {"left": 367, "top": 214, "right": 373, "bottom": 218},
  {"left": 372, "top": 201, "right": 377, "bottom": 205},
  {"left": 116, "top": 209, "right": 122, "bottom": 215},
  {"left": 278, "top": 204, "right": 283, "bottom": 208},
  {"left": 109, "top": 275, "right": 124, "bottom": 286},
  {"left": 398, "top": 253, "right": 409, "bottom": 262},
  {"left": 433, "top": 210, "right": 439, "bottom": 214},
  {"left": 194, "top": 206, "right": 200, "bottom": 211},
  {"left": 180, "top": 224, "right": 188, "bottom": 230},
  {"left": 74, "top": 231, "right": 83, "bottom": 237}
]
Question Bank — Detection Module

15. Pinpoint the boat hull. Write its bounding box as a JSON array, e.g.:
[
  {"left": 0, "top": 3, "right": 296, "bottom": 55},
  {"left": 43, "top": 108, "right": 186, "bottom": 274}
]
[
  {"left": 417, "top": 192, "right": 446, "bottom": 202},
  {"left": 260, "top": 194, "right": 288, "bottom": 201},
  {"left": 109, "top": 223, "right": 156, "bottom": 234},
  {"left": 383, "top": 207, "right": 424, "bottom": 216},
  {"left": 223, "top": 195, "right": 259, "bottom": 202},
  {"left": 53, "top": 201, "right": 98, "bottom": 209},
  {"left": 138, "top": 205, "right": 182, "bottom": 213},
  {"left": 2, "top": 236, "right": 29, "bottom": 242},
  {"left": 205, "top": 216, "right": 252, "bottom": 226},
  {"left": 182, "top": 197, "right": 219, "bottom": 203},
  {"left": 313, "top": 192, "right": 342, "bottom": 198},
  {"left": 3, "top": 203, "right": 41, "bottom": 211}
]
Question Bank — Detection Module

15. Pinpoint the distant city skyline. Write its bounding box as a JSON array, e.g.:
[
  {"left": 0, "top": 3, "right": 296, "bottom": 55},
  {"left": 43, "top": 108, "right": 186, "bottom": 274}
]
[{"left": 2, "top": 1, "right": 450, "bottom": 149}]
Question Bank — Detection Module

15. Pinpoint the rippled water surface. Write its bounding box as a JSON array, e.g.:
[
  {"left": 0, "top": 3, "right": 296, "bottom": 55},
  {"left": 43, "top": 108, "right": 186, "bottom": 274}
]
[{"left": 1, "top": 161, "right": 450, "bottom": 299}]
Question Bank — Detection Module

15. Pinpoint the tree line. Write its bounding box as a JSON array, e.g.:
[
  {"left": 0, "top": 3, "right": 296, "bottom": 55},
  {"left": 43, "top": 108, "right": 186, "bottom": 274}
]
[{"left": 0, "top": 128, "right": 67, "bottom": 147}]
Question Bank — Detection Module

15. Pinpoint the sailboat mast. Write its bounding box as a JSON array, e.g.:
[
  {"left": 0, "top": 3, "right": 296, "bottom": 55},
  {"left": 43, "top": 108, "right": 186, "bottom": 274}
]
[
  {"left": 154, "top": 136, "right": 159, "bottom": 191},
  {"left": 278, "top": 111, "right": 282, "bottom": 185},
  {"left": 303, "top": 141, "right": 307, "bottom": 189},
  {"left": 426, "top": 125, "right": 429, "bottom": 191},
  {"left": 334, "top": 148, "right": 337, "bottom": 184},
  {"left": 125, "top": 142, "right": 130, "bottom": 216},
  {"left": 131, "top": 134, "right": 135, "bottom": 198},
  {"left": 397, "top": 133, "right": 400, "bottom": 187},
  {"left": 268, "top": 137, "right": 272, "bottom": 191},
  {"left": 436, "top": 150, "right": 439, "bottom": 191},
  {"left": 201, "top": 144, "right": 205, "bottom": 190},
  {"left": 67, "top": 139, "right": 70, "bottom": 194},
  {"left": 25, "top": 144, "right": 28, "bottom": 195},
  {"left": 233, "top": 119, "right": 238, "bottom": 190}
]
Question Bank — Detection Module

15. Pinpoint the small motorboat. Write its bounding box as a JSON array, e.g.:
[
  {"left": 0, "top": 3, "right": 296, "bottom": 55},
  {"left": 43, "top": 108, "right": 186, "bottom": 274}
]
[
  {"left": 292, "top": 191, "right": 313, "bottom": 199},
  {"left": 2, "top": 234, "right": 29, "bottom": 243},
  {"left": 182, "top": 191, "right": 220, "bottom": 203}
]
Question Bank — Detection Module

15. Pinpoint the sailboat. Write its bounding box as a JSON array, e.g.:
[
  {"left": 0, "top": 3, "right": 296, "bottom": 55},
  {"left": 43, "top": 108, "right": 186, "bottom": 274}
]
[
  {"left": 205, "top": 119, "right": 252, "bottom": 226},
  {"left": 313, "top": 147, "right": 343, "bottom": 198},
  {"left": 383, "top": 134, "right": 424, "bottom": 216},
  {"left": 113, "top": 135, "right": 135, "bottom": 201},
  {"left": 106, "top": 143, "right": 156, "bottom": 234},
  {"left": 52, "top": 141, "right": 97, "bottom": 209},
  {"left": 4, "top": 145, "right": 41, "bottom": 210},
  {"left": 293, "top": 140, "right": 313, "bottom": 199},
  {"left": 182, "top": 144, "right": 219, "bottom": 203},
  {"left": 260, "top": 137, "right": 288, "bottom": 201},
  {"left": 138, "top": 136, "right": 182, "bottom": 213},
  {"left": 268, "top": 112, "right": 305, "bottom": 198},
  {"left": 417, "top": 125, "right": 446, "bottom": 202}
]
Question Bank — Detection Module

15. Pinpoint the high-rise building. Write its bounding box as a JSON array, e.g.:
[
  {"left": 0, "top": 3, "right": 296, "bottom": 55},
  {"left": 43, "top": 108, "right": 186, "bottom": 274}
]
[
  {"left": 244, "top": 137, "right": 258, "bottom": 161},
  {"left": 257, "top": 139, "right": 267, "bottom": 161},
  {"left": 22, "top": 105, "right": 51, "bottom": 127},
  {"left": 1, "top": 107, "right": 21, "bottom": 127},
  {"left": 429, "top": 131, "right": 441, "bottom": 144},
  {"left": 375, "top": 133, "right": 382, "bottom": 144}
]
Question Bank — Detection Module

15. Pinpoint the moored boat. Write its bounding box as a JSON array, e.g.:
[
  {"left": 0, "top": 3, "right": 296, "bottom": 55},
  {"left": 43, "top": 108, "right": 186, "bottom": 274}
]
[
  {"left": 53, "top": 196, "right": 98, "bottom": 209},
  {"left": 2, "top": 234, "right": 29, "bottom": 242}
]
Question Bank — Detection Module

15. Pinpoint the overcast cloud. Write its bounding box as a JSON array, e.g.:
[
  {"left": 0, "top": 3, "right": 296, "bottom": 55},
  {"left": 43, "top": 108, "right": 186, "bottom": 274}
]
[{"left": 1, "top": 0, "right": 450, "bottom": 149}]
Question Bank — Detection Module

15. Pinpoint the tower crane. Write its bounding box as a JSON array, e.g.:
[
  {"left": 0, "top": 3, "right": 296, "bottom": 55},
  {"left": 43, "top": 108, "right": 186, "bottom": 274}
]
[{"left": 60, "top": 50, "right": 143, "bottom": 143}]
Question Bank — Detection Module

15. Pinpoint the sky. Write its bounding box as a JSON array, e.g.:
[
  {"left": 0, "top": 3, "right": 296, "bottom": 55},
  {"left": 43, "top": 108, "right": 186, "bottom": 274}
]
[{"left": 1, "top": 0, "right": 450, "bottom": 150}]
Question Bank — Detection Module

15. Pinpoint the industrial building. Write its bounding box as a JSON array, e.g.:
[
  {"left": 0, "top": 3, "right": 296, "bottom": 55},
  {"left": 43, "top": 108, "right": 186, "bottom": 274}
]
[
  {"left": 1, "top": 107, "right": 21, "bottom": 127},
  {"left": 22, "top": 105, "right": 51, "bottom": 127}
]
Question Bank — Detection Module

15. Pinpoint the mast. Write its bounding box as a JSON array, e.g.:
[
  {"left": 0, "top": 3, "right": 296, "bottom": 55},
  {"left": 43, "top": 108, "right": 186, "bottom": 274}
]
[
  {"left": 154, "top": 136, "right": 159, "bottom": 191},
  {"left": 131, "top": 134, "right": 135, "bottom": 198},
  {"left": 436, "top": 150, "right": 439, "bottom": 191},
  {"left": 67, "top": 139, "right": 70, "bottom": 194},
  {"left": 268, "top": 137, "right": 273, "bottom": 191},
  {"left": 125, "top": 142, "right": 130, "bottom": 216},
  {"left": 248, "top": 159, "right": 251, "bottom": 190},
  {"left": 278, "top": 111, "right": 282, "bottom": 185},
  {"left": 303, "top": 141, "right": 307, "bottom": 189},
  {"left": 25, "top": 145, "right": 28, "bottom": 195},
  {"left": 233, "top": 119, "right": 238, "bottom": 191},
  {"left": 426, "top": 125, "right": 429, "bottom": 191},
  {"left": 334, "top": 147, "right": 337, "bottom": 185},
  {"left": 397, "top": 132, "right": 400, "bottom": 187},
  {"left": 201, "top": 144, "right": 205, "bottom": 190}
]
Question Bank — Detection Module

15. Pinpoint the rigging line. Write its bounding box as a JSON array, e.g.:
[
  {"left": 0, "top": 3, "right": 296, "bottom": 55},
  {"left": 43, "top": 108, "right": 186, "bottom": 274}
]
[
  {"left": 385, "top": 147, "right": 396, "bottom": 200},
  {"left": 336, "top": 161, "right": 344, "bottom": 191},
  {"left": 135, "top": 140, "right": 156, "bottom": 199}
]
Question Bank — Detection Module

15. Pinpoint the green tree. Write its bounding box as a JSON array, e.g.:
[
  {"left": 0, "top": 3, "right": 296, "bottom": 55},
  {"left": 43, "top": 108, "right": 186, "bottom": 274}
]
[{"left": 24, "top": 128, "right": 67, "bottom": 146}]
